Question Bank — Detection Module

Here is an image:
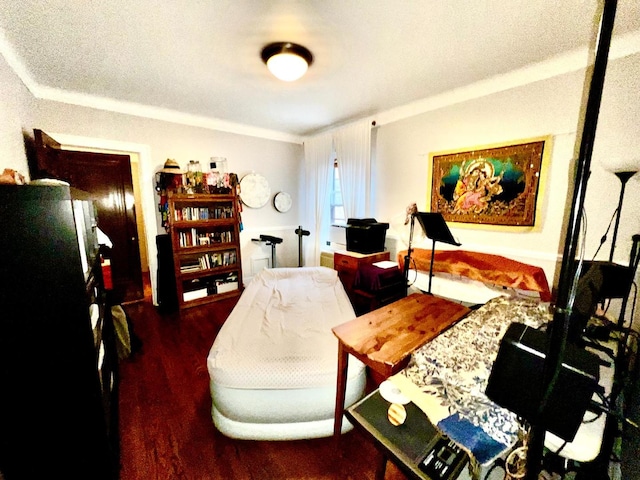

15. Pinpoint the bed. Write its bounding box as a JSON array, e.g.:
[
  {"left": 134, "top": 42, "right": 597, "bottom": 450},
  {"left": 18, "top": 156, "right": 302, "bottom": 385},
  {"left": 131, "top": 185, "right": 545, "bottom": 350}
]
[{"left": 206, "top": 266, "right": 366, "bottom": 440}]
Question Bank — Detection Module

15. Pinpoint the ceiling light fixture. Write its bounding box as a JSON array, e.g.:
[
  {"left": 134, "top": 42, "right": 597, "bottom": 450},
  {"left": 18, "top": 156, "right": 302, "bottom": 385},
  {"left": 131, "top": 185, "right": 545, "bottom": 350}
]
[{"left": 261, "top": 42, "right": 313, "bottom": 82}]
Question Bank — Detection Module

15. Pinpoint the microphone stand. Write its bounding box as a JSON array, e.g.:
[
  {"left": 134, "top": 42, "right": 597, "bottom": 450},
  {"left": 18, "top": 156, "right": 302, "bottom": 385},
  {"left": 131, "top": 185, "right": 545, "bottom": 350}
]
[
  {"left": 295, "top": 226, "right": 310, "bottom": 267},
  {"left": 403, "top": 214, "right": 415, "bottom": 297}
]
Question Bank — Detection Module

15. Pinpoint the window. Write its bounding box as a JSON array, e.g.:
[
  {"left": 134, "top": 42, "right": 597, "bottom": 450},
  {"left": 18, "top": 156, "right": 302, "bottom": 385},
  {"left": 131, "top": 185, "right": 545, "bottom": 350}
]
[{"left": 331, "top": 160, "right": 346, "bottom": 225}]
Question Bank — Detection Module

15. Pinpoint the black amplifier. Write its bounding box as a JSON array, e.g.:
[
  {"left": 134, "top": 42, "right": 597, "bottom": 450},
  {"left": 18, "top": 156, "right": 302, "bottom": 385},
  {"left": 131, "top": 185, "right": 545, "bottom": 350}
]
[{"left": 486, "top": 322, "right": 601, "bottom": 442}]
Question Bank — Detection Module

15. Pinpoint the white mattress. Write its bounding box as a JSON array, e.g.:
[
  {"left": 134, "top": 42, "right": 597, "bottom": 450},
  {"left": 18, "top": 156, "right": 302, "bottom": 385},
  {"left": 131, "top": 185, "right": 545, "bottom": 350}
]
[
  {"left": 207, "top": 267, "right": 367, "bottom": 440},
  {"left": 210, "top": 371, "right": 366, "bottom": 440},
  {"left": 208, "top": 267, "right": 365, "bottom": 389}
]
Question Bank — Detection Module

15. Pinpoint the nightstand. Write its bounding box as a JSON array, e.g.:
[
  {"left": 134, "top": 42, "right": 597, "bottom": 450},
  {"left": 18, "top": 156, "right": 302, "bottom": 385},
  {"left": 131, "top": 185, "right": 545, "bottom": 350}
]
[
  {"left": 352, "top": 263, "right": 406, "bottom": 314},
  {"left": 334, "top": 250, "right": 390, "bottom": 310}
]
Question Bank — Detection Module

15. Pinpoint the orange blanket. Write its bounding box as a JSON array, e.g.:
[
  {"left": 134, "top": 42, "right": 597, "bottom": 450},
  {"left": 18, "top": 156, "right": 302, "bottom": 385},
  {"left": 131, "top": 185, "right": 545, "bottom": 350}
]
[{"left": 397, "top": 249, "right": 551, "bottom": 302}]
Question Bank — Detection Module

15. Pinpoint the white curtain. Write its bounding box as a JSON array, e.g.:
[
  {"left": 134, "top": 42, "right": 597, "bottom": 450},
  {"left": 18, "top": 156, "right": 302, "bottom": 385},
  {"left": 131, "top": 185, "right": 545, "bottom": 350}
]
[
  {"left": 333, "top": 120, "right": 372, "bottom": 219},
  {"left": 303, "top": 132, "right": 334, "bottom": 266}
]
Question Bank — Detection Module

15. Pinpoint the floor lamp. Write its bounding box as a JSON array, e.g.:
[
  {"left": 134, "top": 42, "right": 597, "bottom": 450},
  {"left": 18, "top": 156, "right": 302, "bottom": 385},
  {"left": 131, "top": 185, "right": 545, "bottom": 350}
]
[{"left": 599, "top": 157, "right": 640, "bottom": 262}]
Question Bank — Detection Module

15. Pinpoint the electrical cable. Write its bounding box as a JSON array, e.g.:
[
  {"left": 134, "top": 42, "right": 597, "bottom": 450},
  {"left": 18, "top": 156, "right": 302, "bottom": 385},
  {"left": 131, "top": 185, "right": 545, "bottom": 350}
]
[
  {"left": 595, "top": 388, "right": 612, "bottom": 410},
  {"left": 555, "top": 441, "right": 568, "bottom": 456},
  {"left": 586, "top": 400, "right": 639, "bottom": 431},
  {"left": 626, "top": 282, "right": 637, "bottom": 329},
  {"left": 582, "top": 410, "right": 603, "bottom": 424},
  {"left": 538, "top": 209, "right": 588, "bottom": 420},
  {"left": 405, "top": 256, "right": 418, "bottom": 287},
  {"left": 617, "top": 281, "right": 638, "bottom": 364},
  {"left": 569, "top": 209, "right": 589, "bottom": 310},
  {"left": 591, "top": 207, "right": 618, "bottom": 260}
]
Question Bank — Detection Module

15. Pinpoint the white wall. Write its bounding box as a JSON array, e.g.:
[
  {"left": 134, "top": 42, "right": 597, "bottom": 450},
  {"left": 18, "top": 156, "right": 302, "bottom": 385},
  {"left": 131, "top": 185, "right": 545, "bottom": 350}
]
[
  {"left": 32, "top": 100, "right": 303, "bottom": 294},
  {"left": 0, "top": 52, "right": 304, "bottom": 301},
  {"left": 0, "top": 50, "right": 35, "bottom": 172},
  {"left": 373, "top": 52, "right": 640, "bottom": 326},
  {"left": 2, "top": 40, "right": 639, "bottom": 325}
]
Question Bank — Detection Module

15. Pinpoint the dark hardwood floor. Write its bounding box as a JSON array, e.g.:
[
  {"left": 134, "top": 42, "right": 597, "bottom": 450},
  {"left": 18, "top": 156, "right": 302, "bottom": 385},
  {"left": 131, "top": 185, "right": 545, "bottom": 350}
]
[
  {"left": 118, "top": 296, "right": 406, "bottom": 480},
  {"left": 118, "top": 276, "right": 640, "bottom": 480}
]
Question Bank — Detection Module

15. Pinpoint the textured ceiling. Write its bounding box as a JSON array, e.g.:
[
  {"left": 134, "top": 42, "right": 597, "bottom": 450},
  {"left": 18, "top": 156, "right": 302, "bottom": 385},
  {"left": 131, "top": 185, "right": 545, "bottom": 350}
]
[{"left": 1, "top": 0, "right": 639, "bottom": 140}]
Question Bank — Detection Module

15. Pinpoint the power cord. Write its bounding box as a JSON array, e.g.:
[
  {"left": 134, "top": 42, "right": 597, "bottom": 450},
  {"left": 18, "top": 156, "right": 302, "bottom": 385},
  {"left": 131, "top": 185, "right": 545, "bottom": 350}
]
[
  {"left": 591, "top": 207, "right": 618, "bottom": 260},
  {"left": 588, "top": 400, "right": 639, "bottom": 430}
]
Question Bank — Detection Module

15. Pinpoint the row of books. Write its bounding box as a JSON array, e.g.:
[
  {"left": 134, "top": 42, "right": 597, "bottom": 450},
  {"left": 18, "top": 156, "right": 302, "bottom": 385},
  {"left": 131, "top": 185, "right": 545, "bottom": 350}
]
[
  {"left": 178, "top": 229, "right": 233, "bottom": 248},
  {"left": 174, "top": 205, "right": 233, "bottom": 221},
  {"left": 180, "top": 250, "right": 237, "bottom": 273}
]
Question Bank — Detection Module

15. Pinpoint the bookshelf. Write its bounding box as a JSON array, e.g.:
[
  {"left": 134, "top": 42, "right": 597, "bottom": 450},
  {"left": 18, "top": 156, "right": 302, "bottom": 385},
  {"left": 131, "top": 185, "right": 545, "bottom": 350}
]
[{"left": 168, "top": 191, "right": 243, "bottom": 308}]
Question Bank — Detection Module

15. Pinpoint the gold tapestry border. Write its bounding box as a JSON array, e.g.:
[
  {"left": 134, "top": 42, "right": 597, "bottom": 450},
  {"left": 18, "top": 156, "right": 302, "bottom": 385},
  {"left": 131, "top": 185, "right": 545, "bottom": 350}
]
[{"left": 426, "top": 135, "right": 553, "bottom": 232}]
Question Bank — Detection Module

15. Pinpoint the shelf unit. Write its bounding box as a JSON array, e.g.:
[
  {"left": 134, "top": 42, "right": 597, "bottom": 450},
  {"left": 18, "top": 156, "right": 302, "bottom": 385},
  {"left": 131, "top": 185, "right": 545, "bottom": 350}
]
[
  {"left": 167, "top": 191, "right": 243, "bottom": 308},
  {"left": 0, "top": 184, "right": 119, "bottom": 479}
]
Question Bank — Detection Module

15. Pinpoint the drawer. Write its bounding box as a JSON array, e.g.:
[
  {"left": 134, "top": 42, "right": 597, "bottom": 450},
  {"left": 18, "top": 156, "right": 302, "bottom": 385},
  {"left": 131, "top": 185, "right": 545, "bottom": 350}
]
[
  {"left": 334, "top": 253, "right": 359, "bottom": 271},
  {"left": 368, "top": 251, "right": 391, "bottom": 263}
]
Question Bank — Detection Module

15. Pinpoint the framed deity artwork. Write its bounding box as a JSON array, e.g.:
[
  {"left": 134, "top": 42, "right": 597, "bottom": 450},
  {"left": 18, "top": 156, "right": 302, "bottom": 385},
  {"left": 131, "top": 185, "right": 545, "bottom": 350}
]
[{"left": 429, "top": 136, "right": 551, "bottom": 227}]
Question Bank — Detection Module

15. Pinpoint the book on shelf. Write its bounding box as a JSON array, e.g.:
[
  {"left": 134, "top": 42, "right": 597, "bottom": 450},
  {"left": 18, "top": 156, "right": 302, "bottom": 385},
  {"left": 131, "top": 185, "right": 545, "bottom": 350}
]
[
  {"left": 178, "top": 229, "right": 234, "bottom": 248},
  {"left": 173, "top": 204, "right": 234, "bottom": 222},
  {"left": 180, "top": 264, "right": 201, "bottom": 273},
  {"left": 183, "top": 288, "right": 208, "bottom": 302},
  {"left": 216, "top": 281, "right": 238, "bottom": 294}
]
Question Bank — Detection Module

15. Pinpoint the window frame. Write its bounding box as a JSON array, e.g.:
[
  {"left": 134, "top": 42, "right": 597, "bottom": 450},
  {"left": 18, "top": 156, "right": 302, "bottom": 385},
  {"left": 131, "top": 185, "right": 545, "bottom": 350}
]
[{"left": 330, "top": 159, "right": 346, "bottom": 226}]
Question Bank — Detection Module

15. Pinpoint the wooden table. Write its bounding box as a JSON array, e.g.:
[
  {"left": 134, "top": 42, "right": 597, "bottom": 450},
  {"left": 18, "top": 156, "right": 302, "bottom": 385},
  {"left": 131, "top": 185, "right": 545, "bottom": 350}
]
[{"left": 331, "top": 293, "right": 470, "bottom": 440}]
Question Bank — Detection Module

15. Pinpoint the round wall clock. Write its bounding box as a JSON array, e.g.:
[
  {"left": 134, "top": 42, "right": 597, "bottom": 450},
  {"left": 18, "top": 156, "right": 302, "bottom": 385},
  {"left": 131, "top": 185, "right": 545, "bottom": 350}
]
[
  {"left": 239, "top": 173, "right": 271, "bottom": 208},
  {"left": 273, "top": 191, "right": 292, "bottom": 213}
]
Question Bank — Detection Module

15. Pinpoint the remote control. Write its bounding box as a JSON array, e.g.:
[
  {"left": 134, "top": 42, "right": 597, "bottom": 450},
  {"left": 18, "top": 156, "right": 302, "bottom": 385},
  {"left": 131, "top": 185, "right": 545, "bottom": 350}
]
[{"left": 418, "top": 435, "right": 468, "bottom": 480}]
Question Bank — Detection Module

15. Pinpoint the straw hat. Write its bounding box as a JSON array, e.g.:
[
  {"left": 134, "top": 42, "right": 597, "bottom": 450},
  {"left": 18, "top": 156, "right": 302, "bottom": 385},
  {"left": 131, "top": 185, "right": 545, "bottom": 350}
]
[{"left": 160, "top": 158, "right": 183, "bottom": 174}]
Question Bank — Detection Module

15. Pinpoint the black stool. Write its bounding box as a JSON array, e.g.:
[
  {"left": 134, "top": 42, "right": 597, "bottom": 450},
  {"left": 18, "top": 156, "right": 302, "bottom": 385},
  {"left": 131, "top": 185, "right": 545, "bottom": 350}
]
[{"left": 252, "top": 235, "right": 283, "bottom": 268}]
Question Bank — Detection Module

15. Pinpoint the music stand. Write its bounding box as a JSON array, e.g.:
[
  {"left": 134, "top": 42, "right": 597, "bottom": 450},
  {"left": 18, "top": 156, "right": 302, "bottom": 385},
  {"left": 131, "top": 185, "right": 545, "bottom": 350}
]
[{"left": 415, "top": 212, "right": 461, "bottom": 294}]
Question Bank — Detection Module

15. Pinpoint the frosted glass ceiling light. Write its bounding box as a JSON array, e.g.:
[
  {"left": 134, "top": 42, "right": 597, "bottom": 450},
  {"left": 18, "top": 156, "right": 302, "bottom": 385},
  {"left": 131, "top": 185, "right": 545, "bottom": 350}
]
[{"left": 261, "top": 42, "right": 313, "bottom": 82}]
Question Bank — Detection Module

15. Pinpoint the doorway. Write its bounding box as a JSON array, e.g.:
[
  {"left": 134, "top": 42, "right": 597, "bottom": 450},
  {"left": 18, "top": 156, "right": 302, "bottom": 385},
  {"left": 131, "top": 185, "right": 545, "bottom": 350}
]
[{"left": 33, "top": 129, "right": 147, "bottom": 303}]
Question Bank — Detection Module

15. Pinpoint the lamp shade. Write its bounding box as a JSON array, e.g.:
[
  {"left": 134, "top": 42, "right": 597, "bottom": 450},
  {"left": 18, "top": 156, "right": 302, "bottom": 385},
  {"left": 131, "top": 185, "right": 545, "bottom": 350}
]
[
  {"left": 599, "top": 157, "right": 640, "bottom": 173},
  {"left": 261, "top": 42, "right": 313, "bottom": 82}
]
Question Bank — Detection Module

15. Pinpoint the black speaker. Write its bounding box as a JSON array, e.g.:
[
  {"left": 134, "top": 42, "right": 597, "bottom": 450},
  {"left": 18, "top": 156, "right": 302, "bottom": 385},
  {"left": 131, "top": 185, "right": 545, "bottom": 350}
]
[
  {"left": 486, "top": 323, "right": 600, "bottom": 442},
  {"left": 578, "top": 260, "right": 634, "bottom": 299},
  {"left": 156, "top": 234, "right": 178, "bottom": 312}
]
